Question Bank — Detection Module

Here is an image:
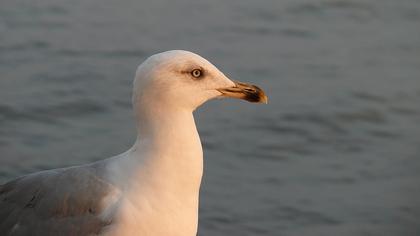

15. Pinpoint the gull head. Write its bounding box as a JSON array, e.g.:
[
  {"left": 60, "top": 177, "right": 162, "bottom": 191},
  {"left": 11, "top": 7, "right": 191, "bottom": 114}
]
[{"left": 132, "top": 50, "right": 268, "bottom": 112}]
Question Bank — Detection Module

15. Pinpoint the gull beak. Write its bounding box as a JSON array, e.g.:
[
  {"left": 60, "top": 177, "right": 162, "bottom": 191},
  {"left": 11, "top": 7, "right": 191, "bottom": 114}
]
[{"left": 217, "top": 81, "right": 268, "bottom": 104}]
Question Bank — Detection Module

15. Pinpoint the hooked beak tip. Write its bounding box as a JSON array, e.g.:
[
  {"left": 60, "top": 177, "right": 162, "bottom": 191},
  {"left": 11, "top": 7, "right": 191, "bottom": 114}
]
[
  {"left": 217, "top": 81, "right": 268, "bottom": 104},
  {"left": 261, "top": 94, "right": 269, "bottom": 104}
]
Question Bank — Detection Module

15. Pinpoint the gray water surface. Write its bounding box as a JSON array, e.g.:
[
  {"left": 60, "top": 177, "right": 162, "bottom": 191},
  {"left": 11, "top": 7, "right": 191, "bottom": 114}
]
[{"left": 1, "top": 0, "right": 420, "bottom": 235}]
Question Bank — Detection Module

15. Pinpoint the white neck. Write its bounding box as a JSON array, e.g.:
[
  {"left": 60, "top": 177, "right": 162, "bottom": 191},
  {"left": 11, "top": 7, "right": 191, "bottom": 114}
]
[
  {"left": 133, "top": 104, "right": 204, "bottom": 194},
  {"left": 106, "top": 103, "right": 203, "bottom": 235}
]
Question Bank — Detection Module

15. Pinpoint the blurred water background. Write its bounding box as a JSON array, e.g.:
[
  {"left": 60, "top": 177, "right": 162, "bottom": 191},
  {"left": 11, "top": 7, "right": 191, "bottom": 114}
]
[{"left": 1, "top": 0, "right": 420, "bottom": 235}]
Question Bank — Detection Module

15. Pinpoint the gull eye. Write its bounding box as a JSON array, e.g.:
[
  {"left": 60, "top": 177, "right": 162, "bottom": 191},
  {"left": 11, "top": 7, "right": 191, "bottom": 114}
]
[{"left": 191, "top": 69, "right": 202, "bottom": 78}]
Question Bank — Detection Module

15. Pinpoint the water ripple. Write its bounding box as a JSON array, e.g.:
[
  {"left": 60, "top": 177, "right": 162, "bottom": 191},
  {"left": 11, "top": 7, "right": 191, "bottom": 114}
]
[
  {"left": 0, "top": 100, "right": 107, "bottom": 125},
  {"left": 55, "top": 49, "right": 148, "bottom": 58},
  {"left": 335, "top": 108, "right": 386, "bottom": 124}
]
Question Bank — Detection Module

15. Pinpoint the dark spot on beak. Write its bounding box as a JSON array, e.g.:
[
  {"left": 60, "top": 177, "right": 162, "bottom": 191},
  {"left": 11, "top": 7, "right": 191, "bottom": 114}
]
[
  {"left": 217, "top": 81, "right": 268, "bottom": 104},
  {"left": 244, "top": 86, "right": 266, "bottom": 103}
]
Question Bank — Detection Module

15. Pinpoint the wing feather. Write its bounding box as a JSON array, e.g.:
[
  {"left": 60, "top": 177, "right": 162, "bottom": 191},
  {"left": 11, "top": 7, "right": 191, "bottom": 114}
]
[{"left": 0, "top": 164, "right": 120, "bottom": 236}]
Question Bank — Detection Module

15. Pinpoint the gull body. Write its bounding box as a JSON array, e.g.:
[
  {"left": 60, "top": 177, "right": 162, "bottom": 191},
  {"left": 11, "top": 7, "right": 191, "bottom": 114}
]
[{"left": 0, "top": 50, "right": 267, "bottom": 236}]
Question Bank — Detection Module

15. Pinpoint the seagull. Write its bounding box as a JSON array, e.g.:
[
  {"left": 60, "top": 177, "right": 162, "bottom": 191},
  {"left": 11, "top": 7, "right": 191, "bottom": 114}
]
[{"left": 0, "top": 50, "right": 267, "bottom": 236}]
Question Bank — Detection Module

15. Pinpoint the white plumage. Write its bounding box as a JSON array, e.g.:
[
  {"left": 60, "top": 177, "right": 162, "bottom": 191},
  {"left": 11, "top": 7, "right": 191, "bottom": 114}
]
[{"left": 0, "top": 50, "right": 267, "bottom": 236}]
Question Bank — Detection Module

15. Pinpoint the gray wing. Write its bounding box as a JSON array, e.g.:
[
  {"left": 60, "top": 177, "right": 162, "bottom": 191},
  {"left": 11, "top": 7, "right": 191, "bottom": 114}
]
[{"left": 0, "top": 163, "right": 118, "bottom": 236}]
